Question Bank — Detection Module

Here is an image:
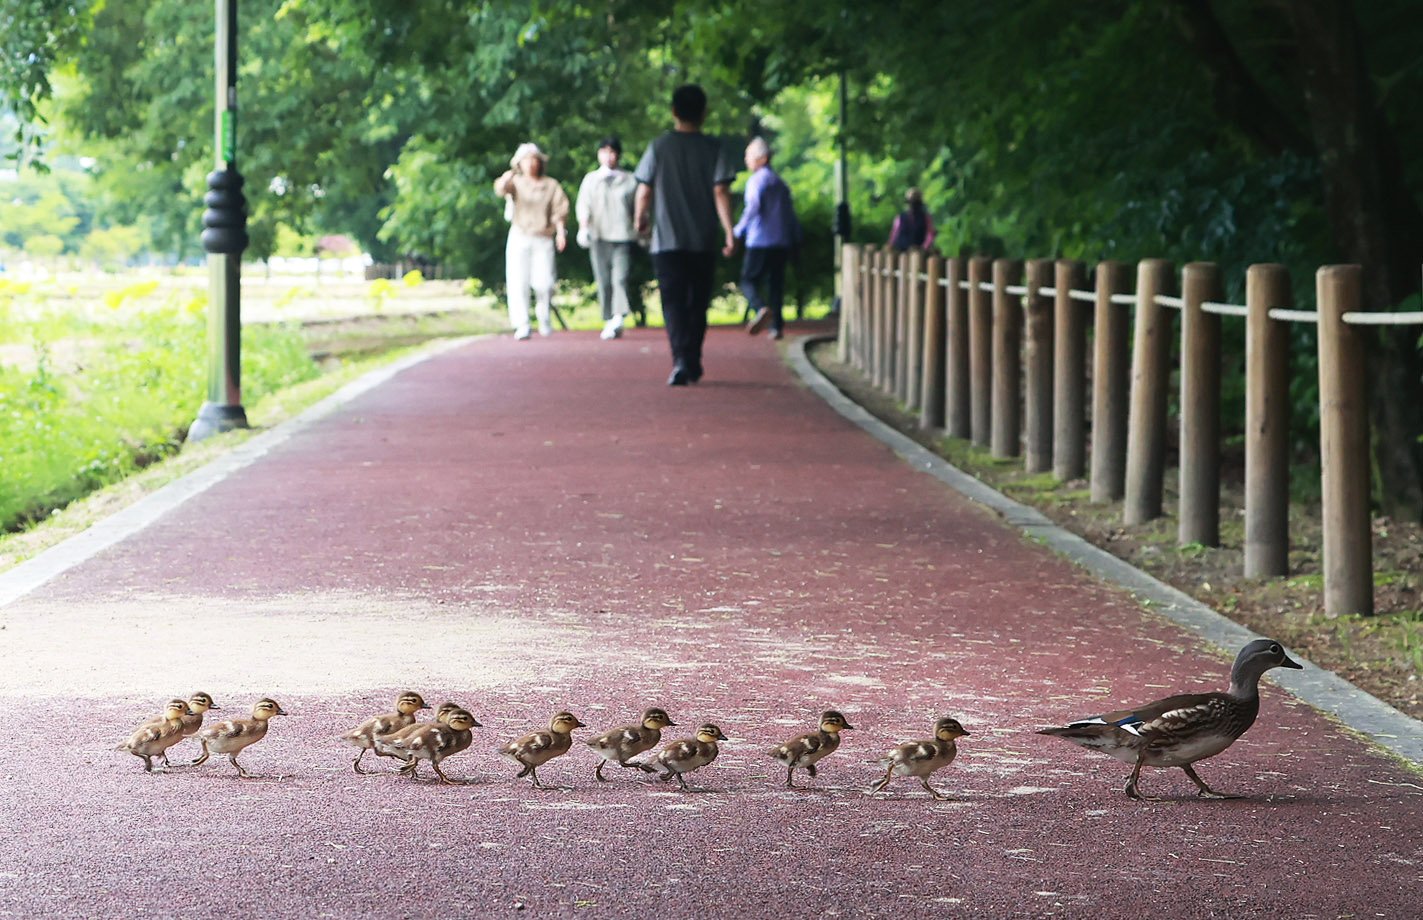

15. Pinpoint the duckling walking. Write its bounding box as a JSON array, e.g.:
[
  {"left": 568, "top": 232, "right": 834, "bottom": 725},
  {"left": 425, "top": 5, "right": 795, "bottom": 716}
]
[
  {"left": 769, "top": 710, "right": 854, "bottom": 788},
  {"left": 871, "top": 717, "right": 971, "bottom": 800},
  {"left": 586, "top": 707, "right": 676, "bottom": 781},
  {"left": 1037, "top": 638, "right": 1302, "bottom": 801},
  {"left": 119, "top": 699, "right": 192, "bottom": 773},
  {"left": 192, "top": 698, "right": 287, "bottom": 778},
  {"left": 501, "top": 711, "right": 586, "bottom": 789},
  {"left": 382, "top": 708, "right": 480, "bottom": 784},
  {"left": 141, "top": 691, "right": 219, "bottom": 767},
  {"left": 655, "top": 723, "right": 728, "bottom": 791},
  {"left": 338, "top": 691, "right": 429, "bottom": 774}
]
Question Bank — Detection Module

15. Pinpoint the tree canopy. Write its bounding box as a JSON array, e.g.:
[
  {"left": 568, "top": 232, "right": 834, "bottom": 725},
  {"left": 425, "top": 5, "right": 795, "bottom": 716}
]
[{"left": 3, "top": 0, "right": 1422, "bottom": 515}]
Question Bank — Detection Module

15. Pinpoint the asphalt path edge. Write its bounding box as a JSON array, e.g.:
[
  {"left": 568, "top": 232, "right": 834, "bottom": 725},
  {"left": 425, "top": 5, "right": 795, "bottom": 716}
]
[
  {"left": 789, "top": 333, "right": 1423, "bottom": 767},
  {"left": 0, "top": 335, "right": 481, "bottom": 611}
]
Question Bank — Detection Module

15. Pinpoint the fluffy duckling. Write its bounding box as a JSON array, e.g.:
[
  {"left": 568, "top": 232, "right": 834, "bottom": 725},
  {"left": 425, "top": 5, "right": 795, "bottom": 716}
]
[
  {"left": 373, "top": 701, "right": 460, "bottom": 764},
  {"left": 1037, "top": 638, "right": 1303, "bottom": 800},
  {"left": 141, "top": 691, "right": 220, "bottom": 767},
  {"left": 586, "top": 707, "right": 677, "bottom": 781},
  {"left": 382, "top": 708, "right": 481, "bottom": 784},
  {"left": 119, "top": 699, "right": 192, "bottom": 773},
  {"left": 769, "top": 710, "right": 854, "bottom": 788},
  {"left": 500, "top": 711, "right": 586, "bottom": 789},
  {"left": 655, "top": 723, "right": 729, "bottom": 791},
  {"left": 871, "top": 716, "right": 971, "bottom": 800},
  {"left": 192, "top": 698, "right": 287, "bottom": 778},
  {"left": 338, "top": 691, "right": 429, "bottom": 774}
]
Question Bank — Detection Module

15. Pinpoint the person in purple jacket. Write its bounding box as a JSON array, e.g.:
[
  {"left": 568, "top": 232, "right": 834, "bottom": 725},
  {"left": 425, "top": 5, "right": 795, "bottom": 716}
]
[
  {"left": 734, "top": 137, "right": 802, "bottom": 340},
  {"left": 888, "top": 186, "right": 936, "bottom": 252}
]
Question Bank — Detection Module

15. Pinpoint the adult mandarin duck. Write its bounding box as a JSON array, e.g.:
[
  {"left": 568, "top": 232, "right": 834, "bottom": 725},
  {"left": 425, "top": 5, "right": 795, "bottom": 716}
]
[{"left": 1037, "top": 638, "right": 1302, "bottom": 800}]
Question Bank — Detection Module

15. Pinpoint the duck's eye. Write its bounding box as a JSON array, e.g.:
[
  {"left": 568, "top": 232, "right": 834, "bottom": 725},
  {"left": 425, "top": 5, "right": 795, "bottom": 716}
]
[{"left": 1270, "top": 644, "right": 1282, "bottom": 654}]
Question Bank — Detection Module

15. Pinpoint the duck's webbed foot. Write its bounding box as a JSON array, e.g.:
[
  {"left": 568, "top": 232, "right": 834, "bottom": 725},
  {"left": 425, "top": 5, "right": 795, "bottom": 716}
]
[{"left": 1183, "top": 764, "right": 1241, "bottom": 799}]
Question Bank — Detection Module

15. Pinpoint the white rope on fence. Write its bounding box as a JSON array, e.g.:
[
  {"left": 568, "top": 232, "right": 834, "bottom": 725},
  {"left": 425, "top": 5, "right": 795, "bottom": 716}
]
[
  {"left": 959, "top": 281, "right": 972, "bottom": 291},
  {"left": 1342, "top": 311, "right": 1423, "bottom": 326},
  {"left": 1068, "top": 289, "right": 1096, "bottom": 303},
  {"left": 939, "top": 277, "right": 952, "bottom": 288},
  {"left": 1153, "top": 294, "right": 1185, "bottom": 310},
  {"left": 1109, "top": 293, "right": 1137, "bottom": 305},
  {"left": 1202, "top": 301, "right": 1249, "bottom": 317},
  {"left": 1269, "top": 308, "right": 1319, "bottom": 323},
  {"left": 1039, "top": 286, "right": 1058, "bottom": 297},
  {"left": 919, "top": 272, "right": 931, "bottom": 283},
  {"left": 1004, "top": 284, "right": 1028, "bottom": 296}
]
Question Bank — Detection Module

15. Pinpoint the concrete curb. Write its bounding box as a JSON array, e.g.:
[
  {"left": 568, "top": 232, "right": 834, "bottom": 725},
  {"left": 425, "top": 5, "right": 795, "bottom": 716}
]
[
  {"left": 788, "top": 333, "right": 1423, "bottom": 767},
  {"left": 0, "top": 336, "right": 481, "bottom": 611}
]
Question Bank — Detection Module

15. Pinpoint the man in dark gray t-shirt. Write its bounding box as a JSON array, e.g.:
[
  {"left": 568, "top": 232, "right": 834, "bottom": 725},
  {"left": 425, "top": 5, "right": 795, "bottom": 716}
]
[{"left": 634, "top": 84, "right": 737, "bottom": 386}]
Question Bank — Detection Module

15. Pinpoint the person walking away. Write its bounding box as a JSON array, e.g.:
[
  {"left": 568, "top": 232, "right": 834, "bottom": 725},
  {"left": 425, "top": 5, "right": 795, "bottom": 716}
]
[
  {"left": 734, "top": 136, "right": 801, "bottom": 340},
  {"left": 888, "top": 187, "right": 935, "bottom": 253},
  {"left": 634, "top": 84, "right": 737, "bottom": 386},
  {"left": 575, "top": 136, "right": 639, "bottom": 340},
  {"left": 495, "top": 143, "right": 570, "bottom": 339}
]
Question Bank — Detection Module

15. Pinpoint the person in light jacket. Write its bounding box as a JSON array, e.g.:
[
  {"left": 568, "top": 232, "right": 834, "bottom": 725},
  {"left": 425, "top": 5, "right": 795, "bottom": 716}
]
[
  {"left": 734, "top": 136, "right": 802, "bottom": 340},
  {"left": 494, "top": 142, "right": 570, "bottom": 339},
  {"left": 575, "top": 136, "right": 640, "bottom": 340}
]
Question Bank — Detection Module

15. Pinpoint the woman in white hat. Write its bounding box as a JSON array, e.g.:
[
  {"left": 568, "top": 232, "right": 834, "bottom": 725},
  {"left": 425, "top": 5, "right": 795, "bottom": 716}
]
[{"left": 494, "top": 142, "right": 570, "bottom": 338}]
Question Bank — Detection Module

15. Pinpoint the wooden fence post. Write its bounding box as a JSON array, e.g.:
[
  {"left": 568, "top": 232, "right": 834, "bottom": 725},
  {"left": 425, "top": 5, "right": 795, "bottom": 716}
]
[
  {"left": 1053, "top": 260, "right": 1088, "bottom": 481},
  {"left": 1179, "top": 262, "right": 1224, "bottom": 546},
  {"left": 905, "top": 249, "right": 926, "bottom": 411},
  {"left": 883, "top": 250, "right": 899, "bottom": 395},
  {"left": 1124, "top": 258, "right": 1175, "bottom": 524},
  {"left": 1091, "top": 261, "right": 1131, "bottom": 502},
  {"left": 853, "top": 246, "right": 869, "bottom": 372},
  {"left": 1024, "top": 259, "right": 1054, "bottom": 472},
  {"left": 838, "top": 244, "right": 854, "bottom": 363},
  {"left": 876, "top": 251, "right": 887, "bottom": 392},
  {"left": 945, "top": 257, "right": 971, "bottom": 439},
  {"left": 1244, "top": 264, "right": 1291, "bottom": 577},
  {"left": 969, "top": 256, "right": 993, "bottom": 446},
  {"left": 920, "top": 255, "right": 946, "bottom": 430},
  {"left": 991, "top": 259, "right": 1024, "bottom": 458},
  {"left": 1317, "top": 265, "right": 1373, "bottom": 616},
  {"left": 895, "top": 251, "right": 911, "bottom": 402}
]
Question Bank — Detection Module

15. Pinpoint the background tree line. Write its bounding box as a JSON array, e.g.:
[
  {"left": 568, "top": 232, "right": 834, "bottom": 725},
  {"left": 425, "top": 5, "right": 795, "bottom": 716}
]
[{"left": 3, "top": 0, "right": 1421, "bottom": 519}]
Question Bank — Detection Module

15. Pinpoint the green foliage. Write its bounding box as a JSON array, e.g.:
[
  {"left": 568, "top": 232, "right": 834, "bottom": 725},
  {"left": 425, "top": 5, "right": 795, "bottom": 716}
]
[{"left": 0, "top": 284, "right": 318, "bottom": 532}]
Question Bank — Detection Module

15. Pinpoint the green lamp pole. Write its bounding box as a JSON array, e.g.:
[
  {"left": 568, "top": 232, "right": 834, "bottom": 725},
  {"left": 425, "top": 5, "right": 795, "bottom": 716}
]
[{"left": 188, "top": 0, "right": 249, "bottom": 442}]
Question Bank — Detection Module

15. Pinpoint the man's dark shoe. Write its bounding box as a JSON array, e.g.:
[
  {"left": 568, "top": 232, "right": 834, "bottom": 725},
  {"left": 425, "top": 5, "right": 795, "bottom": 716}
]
[
  {"left": 746, "top": 307, "right": 770, "bottom": 335},
  {"left": 689, "top": 363, "right": 703, "bottom": 383},
  {"left": 667, "top": 365, "right": 690, "bottom": 386}
]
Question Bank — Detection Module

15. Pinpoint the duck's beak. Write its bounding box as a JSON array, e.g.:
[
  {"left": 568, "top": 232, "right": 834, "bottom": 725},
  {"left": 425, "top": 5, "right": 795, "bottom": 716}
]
[
  {"left": 960, "top": 729, "right": 973, "bottom": 736},
  {"left": 276, "top": 706, "right": 289, "bottom": 716},
  {"left": 1281, "top": 654, "right": 1303, "bottom": 670},
  {"left": 665, "top": 720, "right": 678, "bottom": 727},
  {"left": 208, "top": 704, "right": 222, "bottom": 711},
  {"left": 842, "top": 722, "right": 856, "bottom": 731},
  {"left": 470, "top": 717, "right": 483, "bottom": 728}
]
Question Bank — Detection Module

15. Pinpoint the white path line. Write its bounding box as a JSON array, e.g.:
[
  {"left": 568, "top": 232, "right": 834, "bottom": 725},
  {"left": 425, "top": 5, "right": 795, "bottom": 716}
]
[
  {"left": 0, "top": 336, "right": 480, "bottom": 610},
  {"left": 787, "top": 334, "right": 1423, "bottom": 767}
]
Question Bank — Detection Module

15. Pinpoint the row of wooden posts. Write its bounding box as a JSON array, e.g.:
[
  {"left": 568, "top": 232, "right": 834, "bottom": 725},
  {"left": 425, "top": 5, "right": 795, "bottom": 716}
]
[{"left": 836, "top": 244, "right": 1384, "bottom": 616}]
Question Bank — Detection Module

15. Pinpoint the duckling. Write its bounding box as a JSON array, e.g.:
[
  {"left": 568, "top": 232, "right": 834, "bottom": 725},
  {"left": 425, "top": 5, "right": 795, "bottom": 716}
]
[
  {"left": 382, "top": 708, "right": 481, "bottom": 784},
  {"left": 655, "top": 723, "right": 729, "bottom": 791},
  {"left": 500, "top": 711, "right": 586, "bottom": 789},
  {"left": 373, "top": 701, "right": 460, "bottom": 766},
  {"left": 192, "top": 697, "right": 287, "bottom": 778},
  {"left": 118, "top": 699, "right": 192, "bottom": 773},
  {"left": 586, "top": 707, "right": 677, "bottom": 781},
  {"left": 871, "top": 716, "right": 971, "bottom": 800},
  {"left": 338, "top": 691, "right": 429, "bottom": 774},
  {"left": 769, "top": 710, "right": 854, "bottom": 788},
  {"left": 141, "top": 691, "right": 221, "bottom": 767},
  {"left": 1037, "top": 638, "right": 1303, "bottom": 801}
]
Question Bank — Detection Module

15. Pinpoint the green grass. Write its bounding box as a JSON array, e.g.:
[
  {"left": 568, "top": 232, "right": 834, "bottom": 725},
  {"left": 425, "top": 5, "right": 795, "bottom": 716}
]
[{"left": 0, "top": 280, "right": 318, "bottom": 532}]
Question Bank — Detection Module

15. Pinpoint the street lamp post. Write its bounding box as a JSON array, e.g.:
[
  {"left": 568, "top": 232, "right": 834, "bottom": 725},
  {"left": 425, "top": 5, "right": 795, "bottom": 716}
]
[
  {"left": 832, "top": 70, "right": 852, "bottom": 313},
  {"left": 188, "top": 0, "right": 249, "bottom": 442}
]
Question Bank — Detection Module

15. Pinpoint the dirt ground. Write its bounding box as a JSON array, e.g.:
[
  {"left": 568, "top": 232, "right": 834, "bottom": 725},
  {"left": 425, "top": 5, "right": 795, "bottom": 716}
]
[{"left": 808, "top": 340, "right": 1423, "bottom": 721}]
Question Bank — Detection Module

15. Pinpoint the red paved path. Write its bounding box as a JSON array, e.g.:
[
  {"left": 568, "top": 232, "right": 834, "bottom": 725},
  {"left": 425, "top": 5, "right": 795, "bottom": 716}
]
[{"left": 0, "top": 325, "right": 1419, "bottom": 918}]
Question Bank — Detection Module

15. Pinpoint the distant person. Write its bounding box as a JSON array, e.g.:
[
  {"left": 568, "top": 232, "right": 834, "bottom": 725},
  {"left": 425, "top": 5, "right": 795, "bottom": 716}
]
[
  {"left": 575, "top": 136, "right": 639, "bottom": 341},
  {"left": 888, "top": 187, "right": 935, "bottom": 252},
  {"left": 634, "top": 84, "right": 737, "bottom": 386},
  {"left": 733, "top": 136, "right": 802, "bottom": 341},
  {"left": 494, "top": 142, "right": 569, "bottom": 339}
]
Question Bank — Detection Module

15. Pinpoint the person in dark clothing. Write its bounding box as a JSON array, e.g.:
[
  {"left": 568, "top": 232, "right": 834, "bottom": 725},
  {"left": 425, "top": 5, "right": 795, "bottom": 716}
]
[
  {"left": 633, "top": 84, "right": 737, "bottom": 386},
  {"left": 734, "top": 136, "right": 802, "bottom": 340},
  {"left": 888, "top": 187, "right": 936, "bottom": 252}
]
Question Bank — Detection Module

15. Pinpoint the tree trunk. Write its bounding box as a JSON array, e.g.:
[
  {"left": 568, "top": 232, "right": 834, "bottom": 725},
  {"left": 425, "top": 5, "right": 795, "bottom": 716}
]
[{"left": 1286, "top": 0, "right": 1423, "bottom": 520}]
